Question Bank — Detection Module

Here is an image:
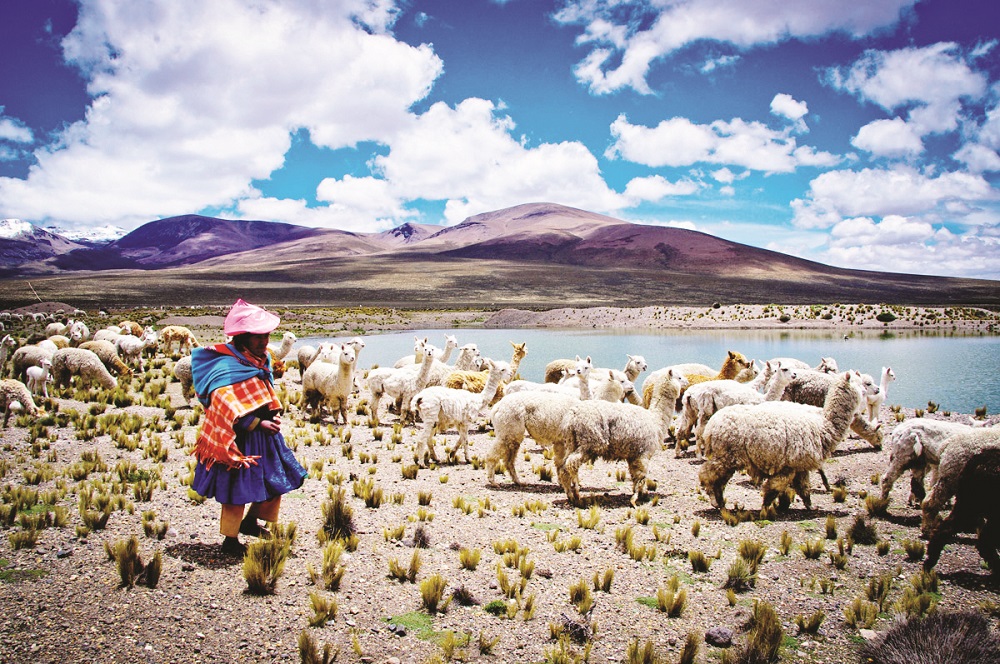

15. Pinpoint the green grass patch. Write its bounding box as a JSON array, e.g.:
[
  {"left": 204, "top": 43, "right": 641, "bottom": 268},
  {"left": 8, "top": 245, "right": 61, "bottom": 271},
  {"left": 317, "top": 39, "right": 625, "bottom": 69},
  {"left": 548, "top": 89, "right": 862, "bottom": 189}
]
[
  {"left": 385, "top": 612, "right": 435, "bottom": 640},
  {"left": 636, "top": 596, "right": 658, "bottom": 610},
  {"left": 0, "top": 559, "right": 47, "bottom": 583},
  {"left": 531, "top": 522, "right": 561, "bottom": 531}
]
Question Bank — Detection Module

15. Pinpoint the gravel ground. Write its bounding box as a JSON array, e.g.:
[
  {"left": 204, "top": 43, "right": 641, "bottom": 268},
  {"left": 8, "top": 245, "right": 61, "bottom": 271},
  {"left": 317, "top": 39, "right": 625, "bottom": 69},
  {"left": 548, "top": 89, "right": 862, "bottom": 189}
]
[{"left": 1, "top": 310, "right": 999, "bottom": 664}]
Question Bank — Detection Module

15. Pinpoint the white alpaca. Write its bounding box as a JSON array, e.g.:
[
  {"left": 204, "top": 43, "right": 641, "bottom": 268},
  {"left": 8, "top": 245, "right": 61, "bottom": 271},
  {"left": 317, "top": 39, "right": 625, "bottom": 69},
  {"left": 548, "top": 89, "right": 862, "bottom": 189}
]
[
  {"left": 115, "top": 327, "right": 158, "bottom": 372},
  {"left": 451, "top": 344, "right": 481, "bottom": 371},
  {"left": 267, "top": 331, "right": 297, "bottom": 361},
  {"left": 394, "top": 334, "right": 458, "bottom": 368},
  {"left": 93, "top": 328, "right": 123, "bottom": 343},
  {"left": 554, "top": 369, "right": 687, "bottom": 506},
  {"left": 920, "top": 427, "right": 1000, "bottom": 536},
  {"left": 880, "top": 418, "right": 982, "bottom": 506},
  {"left": 1, "top": 378, "right": 39, "bottom": 426},
  {"left": 25, "top": 358, "right": 53, "bottom": 399},
  {"left": 366, "top": 346, "right": 438, "bottom": 425},
  {"left": 866, "top": 366, "right": 895, "bottom": 422},
  {"left": 679, "top": 363, "right": 796, "bottom": 457},
  {"left": 11, "top": 345, "right": 54, "bottom": 381},
  {"left": 768, "top": 356, "right": 838, "bottom": 373},
  {"left": 700, "top": 372, "right": 867, "bottom": 511},
  {"left": 486, "top": 362, "right": 597, "bottom": 485},
  {"left": 781, "top": 368, "right": 885, "bottom": 449},
  {"left": 51, "top": 347, "right": 118, "bottom": 391},
  {"left": 67, "top": 320, "right": 90, "bottom": 344},
  {"left": 301, "top": 344, "right": 357, "bottom": 424},
  {"left": 506, "top": 356, "right": 593, "bottom": 398},
  {"left": 411, "top": 359, "right": 512, "bottom": 464}
]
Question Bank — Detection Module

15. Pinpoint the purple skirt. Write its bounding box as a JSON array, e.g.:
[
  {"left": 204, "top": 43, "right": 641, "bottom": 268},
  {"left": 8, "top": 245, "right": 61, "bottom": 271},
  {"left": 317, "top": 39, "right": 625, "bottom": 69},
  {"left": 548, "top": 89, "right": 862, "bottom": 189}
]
[{"left": 192, "top": 426, "right": 306, "bottom": 506}]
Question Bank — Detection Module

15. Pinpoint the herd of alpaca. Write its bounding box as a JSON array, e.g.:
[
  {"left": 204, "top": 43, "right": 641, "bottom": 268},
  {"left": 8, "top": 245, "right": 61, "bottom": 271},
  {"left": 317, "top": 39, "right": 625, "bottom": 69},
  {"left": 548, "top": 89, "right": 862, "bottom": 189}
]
[{"left": 2, "top": 317, "right": 998, "bottom": 577}]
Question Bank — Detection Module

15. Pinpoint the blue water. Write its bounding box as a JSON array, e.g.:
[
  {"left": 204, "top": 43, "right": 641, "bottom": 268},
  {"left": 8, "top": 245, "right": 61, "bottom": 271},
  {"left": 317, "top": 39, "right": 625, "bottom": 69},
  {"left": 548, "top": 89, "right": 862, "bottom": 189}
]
[{"left": 302, "top": 328, "right": 1000, "bottom": 415}]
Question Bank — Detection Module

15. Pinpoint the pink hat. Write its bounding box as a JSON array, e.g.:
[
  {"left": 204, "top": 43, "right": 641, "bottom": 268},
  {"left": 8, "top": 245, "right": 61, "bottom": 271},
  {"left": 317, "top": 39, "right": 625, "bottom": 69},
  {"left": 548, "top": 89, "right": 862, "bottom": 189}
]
[{"left": 224, "top": 299, "right": 280, "bottom": 336}]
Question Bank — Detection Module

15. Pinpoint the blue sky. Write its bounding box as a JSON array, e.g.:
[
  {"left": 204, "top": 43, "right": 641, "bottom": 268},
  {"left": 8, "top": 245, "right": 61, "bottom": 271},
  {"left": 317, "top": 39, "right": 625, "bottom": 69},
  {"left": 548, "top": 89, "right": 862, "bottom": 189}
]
[{"left": 1, "top": 0, "right": 998, "bottom": 279}]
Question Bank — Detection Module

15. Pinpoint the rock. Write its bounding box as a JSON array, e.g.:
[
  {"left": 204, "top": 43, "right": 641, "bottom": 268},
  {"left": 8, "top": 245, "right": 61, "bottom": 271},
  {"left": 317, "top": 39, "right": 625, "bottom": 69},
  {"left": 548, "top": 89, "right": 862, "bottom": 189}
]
[
  {"left": 705, "top": 626, "right": 734, "bottom": 648},
  {"left": 859, "top": 629, "right": 878, "bottom": 641},
  {"left": 56, "top": 549, "right": 72, "bottom": 559},
  {"left": 386, "top": 658, "right": 401, "bottom": 664}
]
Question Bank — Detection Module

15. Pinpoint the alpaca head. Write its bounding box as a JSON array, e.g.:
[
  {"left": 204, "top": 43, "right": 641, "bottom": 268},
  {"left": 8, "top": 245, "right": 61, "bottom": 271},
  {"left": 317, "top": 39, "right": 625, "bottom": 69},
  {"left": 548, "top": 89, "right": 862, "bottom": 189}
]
[{"left": 626, "top": 354, "right": 647, "bottom": 374}]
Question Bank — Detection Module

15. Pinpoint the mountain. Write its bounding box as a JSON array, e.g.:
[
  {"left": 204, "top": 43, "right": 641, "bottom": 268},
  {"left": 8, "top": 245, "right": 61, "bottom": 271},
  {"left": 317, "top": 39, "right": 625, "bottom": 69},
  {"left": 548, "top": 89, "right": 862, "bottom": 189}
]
[
  {"left": 0, "top": 219, "right": 90, "bottom": 277},
  {"left": 0, "top": 203, "right": 995, "bottom": 309},
  {"left": 44, "top": 224, "right": 127, "bottom": 244}
]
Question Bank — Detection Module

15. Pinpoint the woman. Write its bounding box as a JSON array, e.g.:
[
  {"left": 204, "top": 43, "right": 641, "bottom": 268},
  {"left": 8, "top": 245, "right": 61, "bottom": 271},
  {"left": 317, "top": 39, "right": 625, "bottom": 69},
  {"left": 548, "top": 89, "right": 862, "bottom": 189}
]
[{"left": 190, "top": 299, "right": 307, "bottom": 556}]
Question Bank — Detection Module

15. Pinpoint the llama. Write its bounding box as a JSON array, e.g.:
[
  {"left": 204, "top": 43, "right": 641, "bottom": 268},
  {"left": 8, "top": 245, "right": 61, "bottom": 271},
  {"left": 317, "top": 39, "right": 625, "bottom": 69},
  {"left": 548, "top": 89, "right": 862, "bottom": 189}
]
[
  {"left": 866, "top": 366, "right": 895, "bottom": 422},
  {"left": 553, "top": 368, "right": 687, "bottom": 506},
  {"left": 411, "top": 359, "right": 512, "bottom": 465},
  {"left": 301, "top": 344, "right": 357, "bottom": 424},
  {"left": 699, "top": 372, "right": 862, "bottom": 511}
]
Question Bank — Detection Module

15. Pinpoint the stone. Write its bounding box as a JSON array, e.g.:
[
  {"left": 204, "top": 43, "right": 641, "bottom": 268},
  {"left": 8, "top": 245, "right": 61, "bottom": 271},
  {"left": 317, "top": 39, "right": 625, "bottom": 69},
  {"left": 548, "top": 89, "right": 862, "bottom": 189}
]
[
  {"left": 859, "top": 629, "right": 878, "bottom": 641},
  {"left": 705, "top": 626, "right": 734, "bottom": 648},
  {"left": 56, "top": 549, "right": 72, "bottom": 559}
]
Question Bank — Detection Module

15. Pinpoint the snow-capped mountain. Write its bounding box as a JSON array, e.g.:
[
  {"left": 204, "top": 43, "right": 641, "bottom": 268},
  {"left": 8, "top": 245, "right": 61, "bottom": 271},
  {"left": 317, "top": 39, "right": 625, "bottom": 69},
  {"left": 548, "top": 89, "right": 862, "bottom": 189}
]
[
  {"left": 45, "top": 224, "right": 127, "bottom": 244},
  {"left": 0, "top": 218, "right": 90, "bottom": 275},
  {"left": 0, "top": 218, "right": 37, "bottom": 240}
]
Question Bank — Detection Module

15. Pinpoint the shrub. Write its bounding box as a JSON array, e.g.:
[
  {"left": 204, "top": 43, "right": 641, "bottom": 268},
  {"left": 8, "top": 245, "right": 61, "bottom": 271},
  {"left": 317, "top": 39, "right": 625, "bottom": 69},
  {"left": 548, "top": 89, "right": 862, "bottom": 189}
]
[
  {"left": 420, "top": 573, "right": 449, "bottom": 613},
  {"left": 243, "top": 537, "right": 290, "bottom": 595}
]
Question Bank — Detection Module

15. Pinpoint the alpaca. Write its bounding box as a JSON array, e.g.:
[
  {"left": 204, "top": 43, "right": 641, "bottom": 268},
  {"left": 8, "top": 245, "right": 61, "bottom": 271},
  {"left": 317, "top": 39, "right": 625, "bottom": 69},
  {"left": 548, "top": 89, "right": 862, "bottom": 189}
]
[
  {"left": 920, "top": 427, "right": 1000, "bottom": 536},
  {"left": 781, "top": 368, "right": 884, "bottom": 449},
  {"left": 159, "top": 325, "right": 200, "bottom": 355},
  {"left": 67, "top": 320, "right": 90, "bottom": 344},
  {"left": 11, "top": 345, "right": 54, "bottom": 381},
  {"left": 301, "top": 344, "right": 357, "bottom": 424},
  {"left": 879, "top": 419, "right": 980, "bottom": 505},
  {"left": 866, "top": 366, "right": 895, "bottom": 422},
  {"left": 442, "top": 342, "right": 527, "bottom": 401},
  {"left": 1, "top": 378, "right": 39, "bottom": 426},
  {"left": 366, "top": 347, "right": 438, "bottom": 425},
  {"left": 681, "top": 363, "right": 797, "bottom": 457},
  {"left": 560, "top": 369, "right": 636, "bottom": 402},
  {"left": 0, "top": 334, "right": 15, "bottom": 377},
  {"left": 115, "top": 327, "right": 158, "bottom": 372},
  {"left": 699, "top": 372, "right": 862, "bottom": 511},
  {"left": 118, "top": 321, "right": 143, "bottom": 336},
  {"left": 673, "top": 360, "right": 778, "bottom": 446},
  {"left": 487, "top": 391, "right": 580, "bottom": 486},
  {"left": 51, "top": 347, "right": 118, "bottom": 391},
  {"left": 173, "top": 355, "right": 195, "bottom": 401},
  {"left": 267, "top": 331, "right": 297, "bottom": 361},
  {"left": 411, "top": 359, "right": 512, "bottom": 465},
  {"left": 554, "top": 369, "right": 687, "bottom": 506},
  {"left": 78, "top": 340, "right": 133, "bottom": 376},
  {"left": 923, "top": 447, "right": 1000, "bottom": 577},
  {"left": 543, "top": 353, "right": 644, "bottom": 386},
  {"left": 505, "top": 356, "right": 594, "bottom": 400},
  {"left": 25, "top": 358, "right": 53, "bottom": 399},
  {"left": 676, "top": 350, "right": 753, "bottom": 398},
  {"left": 393, "top": 336, "right": 431, "bottom": 368},
  {"left": 642, "top": 352, "right": 749, "bottom": 408},
  {"left": 768, "top": 356, "right": 838, "bottom": 373}
]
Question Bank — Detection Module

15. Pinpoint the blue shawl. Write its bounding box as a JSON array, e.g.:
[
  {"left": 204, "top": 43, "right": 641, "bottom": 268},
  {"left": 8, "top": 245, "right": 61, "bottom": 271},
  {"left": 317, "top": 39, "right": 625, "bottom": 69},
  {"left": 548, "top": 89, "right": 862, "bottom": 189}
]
[{"left": 191, "top": 343, "right": 273, "bottom": 407}]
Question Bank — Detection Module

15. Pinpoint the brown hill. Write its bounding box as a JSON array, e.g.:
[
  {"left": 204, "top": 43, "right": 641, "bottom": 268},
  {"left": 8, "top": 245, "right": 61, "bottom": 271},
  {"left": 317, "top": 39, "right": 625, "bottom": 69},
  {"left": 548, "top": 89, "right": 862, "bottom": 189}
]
[{"left": 0, "top": 202, "right": 995, "bottom": 309}]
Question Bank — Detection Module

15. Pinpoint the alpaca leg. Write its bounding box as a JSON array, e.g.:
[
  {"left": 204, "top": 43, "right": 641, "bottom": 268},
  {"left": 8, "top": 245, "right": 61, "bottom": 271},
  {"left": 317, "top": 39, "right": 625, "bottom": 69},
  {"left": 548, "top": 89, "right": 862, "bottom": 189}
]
[
  {"left": 627, "top": 458, "right": 648, "bottom": 506},
  {"left": 560, "top": 451, "right": 586, "bottom": 506},
  {"left": 416, "top": 423, "right": 437, "bottom": 467},
  {"left": 908, "top": 467, "right": 928, "bottom": 506},
  {"left": 761, "top": 471, "right": 796, "bottom": 511},
  {"left": 924, "top": 509, "right": 963, "bottom": 572},
  {"left": 792, "top": 471, "right": 812, "bottom": 510},
  {"left": 816, "top": 468, "right": 830, "bottom": 493},
  {"left": 698, "top": 460, "right": 734, "bottom": 510},
  {"left": 921, "top": 483, "right": 952, "bottom": 537},
  {"left": 458, "top": 426, "right": 471, "bottom": 464},
  {"left": 880, "top": 462, "right": 907, "bottom": 502},
  {"left": 486, "top": 436, "right": 513, "bottom": 485},
  {"left": 977, "top": 515, "right": 1000, "bottom": 574}
]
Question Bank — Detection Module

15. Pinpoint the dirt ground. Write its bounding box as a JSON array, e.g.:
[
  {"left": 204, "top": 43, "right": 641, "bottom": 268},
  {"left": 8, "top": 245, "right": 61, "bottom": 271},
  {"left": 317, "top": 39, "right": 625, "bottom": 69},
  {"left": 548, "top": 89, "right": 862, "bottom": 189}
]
[{"left": 0, "top": 305, "right": 998, "bottom": 664}]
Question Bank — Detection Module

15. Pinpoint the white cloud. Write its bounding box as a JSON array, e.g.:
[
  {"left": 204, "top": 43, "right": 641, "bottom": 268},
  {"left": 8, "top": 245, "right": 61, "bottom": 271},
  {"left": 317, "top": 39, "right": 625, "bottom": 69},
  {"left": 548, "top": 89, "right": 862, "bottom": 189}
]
[
  {"left": 554, "top": 0, "right": 918, "bottom": 94},
  {"left": 700, "top": 54, "right": 740, "bottom": 74},
  {"left": 792, "top": 166, "right": 996, "bottom": 228},
  {"left": 953, "top": 143, "right": 1000, "bottom": 173},
  {"left": 373, "top": 98, "right": 626, "bottom": 224},
  {"left": 234, "top": 193, "right": 399, "bottom": 234},
  {"left": 770, "top": 93, "right": 808, "bottom": 132},
  {"left": 0, "top": 0, "right": 442, "bottom": 228},
  {"left": 0, "top": 110, "right": 33, "bottom": 144},
  {"left": 623, "top": 175, "right": 700, "bottom": 203},
  {"left": 851, "top": 118, "right": 923, "bottom": 158},
  {"left": 823, "top": 217, "right": 1000, "bottom": 279},
  {"left": 607, "top": 114, "right": 840, "bottom": 173}
]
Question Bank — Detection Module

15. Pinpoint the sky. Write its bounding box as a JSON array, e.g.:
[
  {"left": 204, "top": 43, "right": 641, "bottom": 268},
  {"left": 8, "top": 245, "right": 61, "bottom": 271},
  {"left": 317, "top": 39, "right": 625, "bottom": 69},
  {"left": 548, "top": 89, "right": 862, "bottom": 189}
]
[{"left": 0, "top": 0, "right": 998, "bottom": 280}]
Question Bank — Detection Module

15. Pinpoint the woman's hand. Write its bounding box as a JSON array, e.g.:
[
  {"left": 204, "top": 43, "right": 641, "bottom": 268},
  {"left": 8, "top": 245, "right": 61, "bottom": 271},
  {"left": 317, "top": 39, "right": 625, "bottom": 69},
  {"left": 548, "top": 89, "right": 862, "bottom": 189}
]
[
  {"left": 259, "top": 416, "right": 281, "bottom": 434},
  {"left": 235, "top": 455, "right": 261, "bottom": 469}
]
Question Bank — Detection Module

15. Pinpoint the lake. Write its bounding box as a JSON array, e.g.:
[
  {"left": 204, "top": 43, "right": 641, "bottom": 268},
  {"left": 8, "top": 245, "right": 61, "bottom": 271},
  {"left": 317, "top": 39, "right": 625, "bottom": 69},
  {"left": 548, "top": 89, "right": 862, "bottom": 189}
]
[{"left": 301, "top": 328, "right": 1000, "bottom": 415}]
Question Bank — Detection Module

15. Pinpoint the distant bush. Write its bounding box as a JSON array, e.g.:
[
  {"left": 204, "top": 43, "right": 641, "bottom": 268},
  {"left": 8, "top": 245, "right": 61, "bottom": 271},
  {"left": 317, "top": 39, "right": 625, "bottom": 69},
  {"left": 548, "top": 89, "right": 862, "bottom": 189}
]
[
  {"left": 876, "top": 312, "right": 897, "bottom": 323},
  {"left": 778, "top": 314, "right": 791, "bottom": 323}
]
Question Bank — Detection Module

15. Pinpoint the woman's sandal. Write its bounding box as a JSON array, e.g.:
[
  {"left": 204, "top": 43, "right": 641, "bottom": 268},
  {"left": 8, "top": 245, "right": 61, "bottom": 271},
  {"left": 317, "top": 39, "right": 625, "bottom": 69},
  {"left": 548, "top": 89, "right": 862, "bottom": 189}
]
[{"left": 221, "top": 536, "right": 247, "bottom": 556}]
